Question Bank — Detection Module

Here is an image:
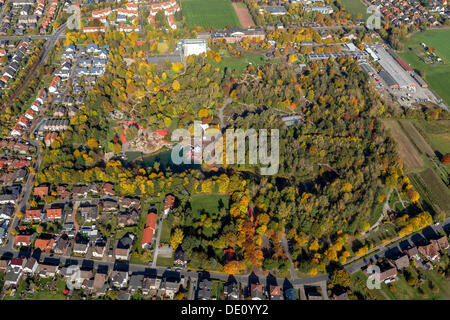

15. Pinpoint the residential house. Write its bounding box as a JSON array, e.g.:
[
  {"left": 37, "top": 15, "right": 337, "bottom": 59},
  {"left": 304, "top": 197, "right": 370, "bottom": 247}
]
[
  {"left": 79, "top": 204, "right": 98, "bottom": 222},
  {"left": 250, "top": 283, "right": 264, "bottom": 300},
  {"left": 53, "top": 234, "right": 70, "bottom": 255},
  {"left": 0, "top": 204, "right": 14, "bottom": 220},
  {"left": 141, "top": 212, "right": 157, "bottom": 249},
  {"left": 92, "top": 272, "right": 108, "bottom": 296},
  {"left": 73, "top": 185, "right": 88, "bottom": 198},
  {"left": 269, "top": 285, "right": 283, "bottom": 300},
  {"left": 174, "top": 248, "right": 187, "bottom": 267},
  {"left": 23, "top": 257, "right": 38, "bottom": 274},
  {"left": 418, "top": 243, "right": 440, "bottom": 261},
  {"left": 142, "top": 276, "right": 161, "bottom": 295},
  {"left": 92, "top": 239, "right": 106, "bottom": 258},
  {"left": 431, "top": 236, "right": 449, "bottom": 251},
  {"left": 36, "top": 263, "right": 59, "bottom": 278},
  {"left": 14, "top": 234, "right": 33, "bottom": 247},
  {"left": 403, "top": 246, "right": 420, "bottom": 260},
  {"left": 46, "top": 207, "right": 62, "bottom": 220},
  {"left": 224, "top": 282, "right": 239, "bottom": 300},
  {"left": 115, "top": 234, "right": 134, "bottom": 260},
  {"left": 118, "top": 210, "right": 139, "bottom": 228},
  {"left": 391, "top": 254, "right": 410, "bottom": 270},
  {"left": 378, "top": 266, "right": 398, "bottom": 284},
  {"left": 102, "top": 199, "right": 118, "bottom": 211},
  {"left": 129, "top": 273, "right": 144, "bottom": 294},
  {"left": 164, "top": 194, "right": 175, "bottom": 215},
  {"left": 111, "top": 270, "right": 129, "bottom": 289},
  {"left": 101, "top": 183, "right": 115, "bottom": 196},
  {"left": 34, "top": 237, "right": 55, "bottom": 253},
  {"left": 73, "top": 241, "right": 89, "bottom": 256},
  {"left": 160, "top": 277, "right": 180, "bottom": 299},
  {"left": 197, "top": 279, "right": 212, "bottom": 300}
]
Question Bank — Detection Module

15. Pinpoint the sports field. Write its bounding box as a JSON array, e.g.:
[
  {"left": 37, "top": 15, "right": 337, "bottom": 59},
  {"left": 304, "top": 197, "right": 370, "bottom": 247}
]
[
  {"left": 181, "top": 0, "right": 241, "bottom": 29},
  {"left": 399, "top": 29, "right": 450, "bottom": 106},
  {"left": 341, "top": 0, "right": 369, "bottom": 18}
]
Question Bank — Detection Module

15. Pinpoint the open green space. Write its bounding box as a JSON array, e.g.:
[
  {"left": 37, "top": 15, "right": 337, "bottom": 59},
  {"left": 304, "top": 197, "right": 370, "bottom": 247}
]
[
  {"left": 180, "top": 0, "right": 241, "bottom": 29},
  {"left": 210, "top": 53, "right": 281, "bottom": 74},
  {"left": 412, "top": 119, "right": 450, "bottom": 169},
  {"left": 398, "top": 29, "right": 450, "bottom": 106},
  {"left": 341, "top": 0, "right": 369, "bottom": 18},
  {"left": 190, "top": 194, "right": 229, "bottom": 215},
  {"left": 381, "top": 267, "right": 450, "bottom": 300},
  {"left": 160, "top": 215, "right": 173, "bottom": 244}
]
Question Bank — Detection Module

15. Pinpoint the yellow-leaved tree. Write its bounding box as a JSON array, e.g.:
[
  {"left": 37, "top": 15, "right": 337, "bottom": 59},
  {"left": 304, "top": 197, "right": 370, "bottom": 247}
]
[{"left": 170, "top": 228, "right": 184, "bottom": 250}]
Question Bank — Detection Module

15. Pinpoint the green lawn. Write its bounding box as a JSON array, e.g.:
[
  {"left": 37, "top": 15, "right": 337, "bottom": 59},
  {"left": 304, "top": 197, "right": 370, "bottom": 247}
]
[
  {"left": 341, "top": 0, "right": 368, "bottom": 18},
  {"left": 156, "top": 256, "right": 174, "bottom": 267},
  {"left": 412, "top": 119, "right": 450, "bottom": 167},
  {"left": 181, "top": 0, "right": 241, "bottom": 29},
  {"left": 399, "top": 29, "right": 450, "bottom": 106},
  {"left": 211, "top": 280, "right": 224, "bottom": 300},
  {"left": 349, "top": 271, "right": 387, "bottom": 300},
  {"left": 210, "top": 53, "right": 281, "bottom": 74},
  {"left": 160, "top": 215, "right": 173, "bottom": 244},
  {"left": 381, "top": 267, "right": 450, "bottom": 300},
  {"left": 190, "top": 194, "right": 229, "bottom": 216}
]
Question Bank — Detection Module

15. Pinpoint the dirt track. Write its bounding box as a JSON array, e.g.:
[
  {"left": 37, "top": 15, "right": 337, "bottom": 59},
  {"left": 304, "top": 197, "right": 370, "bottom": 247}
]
[{"left": 232, "top": 3, "right": 254, "bottom": 28}]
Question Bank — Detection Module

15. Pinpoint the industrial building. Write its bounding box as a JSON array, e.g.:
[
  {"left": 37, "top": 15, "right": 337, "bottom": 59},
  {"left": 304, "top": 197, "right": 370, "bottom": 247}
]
[
  {"left": 307, "top": 51, "right": 369, "bottom": 61},
  {"left": 176, "top": 39, "right": 209, "bottom": 58},
  {"left": 372, "top": 45, "right": 416, "bottom": 89},
  {"left": 411, "top": 73, "right": 428, "bottom": 88}
]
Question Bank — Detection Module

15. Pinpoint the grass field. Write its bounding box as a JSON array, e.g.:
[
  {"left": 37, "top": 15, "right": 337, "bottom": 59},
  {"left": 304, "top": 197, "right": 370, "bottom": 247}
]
[
  {"left": 210, "top": 53, "right": 281, "bottom": 74},
  {"left": 412, "top": 119, "right": 450, "bottom": 161},
  {"left": 190, "top": 194, "right": 229, "bottom": 216},
  {"left": 181, "top": 0, "right": 241, "bottom": 29},
  {"left": 398, "top": 120, "right": 435, "bottom": 157},
  {"left": 399, "top": 29, "right": 450, "bottom": 106},
  {"left": 381, "top": 267, "right": 450, "bottom": 300},
  {"left": 160, "top": 215, "right": 173, "bottom": 244},
  {"left": 341, "top": 0, "right": 369, "bottom": 18},
  {"left": 383, "top": 120, "right": 424, "bottom": 170}
]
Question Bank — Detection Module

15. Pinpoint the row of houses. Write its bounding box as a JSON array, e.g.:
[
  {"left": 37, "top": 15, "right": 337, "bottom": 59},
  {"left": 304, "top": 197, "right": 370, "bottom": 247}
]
[
  {"left": 0, "top": 255, "right": 187, "bottom": 299},
  {"left": 10, "top": 87, "right": 46, "bottom": 137},
  {"left": 0, "top": 41, "right": 29, "bottom": 90},
  {"left": 147, "top": 0, "right": 180, "bottom": 29},
  {"left": 372, "top": 235, "right": 450, "bottom": 284},
  {"left": 371, "top": 0, "right": 443, "bottom": 27}
]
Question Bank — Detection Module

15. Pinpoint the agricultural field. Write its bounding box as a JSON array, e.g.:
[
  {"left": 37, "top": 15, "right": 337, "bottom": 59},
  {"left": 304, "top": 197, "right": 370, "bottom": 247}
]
[
  {"left": 180, "top": 0, "right": 241, "bottom": 29},
  {"left": 341, "top": 0, "right": 369, "bottom": 18},
  {"left": 399, "top": 29, "right": 450, "bottom": 106},
  {"left": 412, "top": 119, "right": 450, "bottom": 166},
  {"left": 382, "top": 120, "right": 424, "bottom": 170},
  {"left": 409, "top": 168, "right": 450, "bottom": 215},
  {"left": 398, "top": 120, "right": 435, "bottom": 157}
]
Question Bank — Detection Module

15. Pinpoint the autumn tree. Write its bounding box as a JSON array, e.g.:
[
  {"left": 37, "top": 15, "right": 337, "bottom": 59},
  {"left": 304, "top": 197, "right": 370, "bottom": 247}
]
[{"left": 170, "top": 228, "right": 184, "bottom": 250}]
